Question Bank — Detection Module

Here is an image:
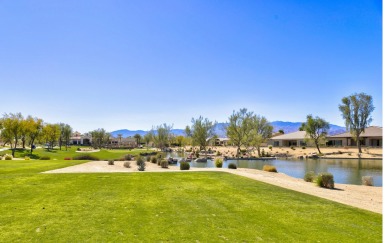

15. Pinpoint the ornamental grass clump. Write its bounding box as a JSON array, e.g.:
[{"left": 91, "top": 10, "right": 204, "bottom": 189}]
[
  {"left": 315, "top": 172, "right": 334, "bottom": 189},
  {"left": 304, "top": 171, "right": 316, "bottom": 182},
  {"left": 24, "top": 156, "right": 30, "bottom": 160},
  {"left": 136, "top": 156, "right": 145, "bottom": 166},
  {"left": 4, "top": 154, "right": 13, "bottom": 160},
  {"left": 362, "top": 176, "right": 374, "bottom": 186},
  {"left": 138, "top": 160, "right": 145, "bottom": 171},
  {"left": 160, "top": 159, "right": 169, "bottom": 169},
  {"left": 215, "top": 158, "right": 223, "bottom": 168},
  {"left": 123, "top": 161, "right": 131, "bottom": 168},
  {"left": 263, "top": 165, "right": 277, "bottom": 172},
  {"left": 228, "top": 163, "right": 237, "bottom": 169},
  {"left": 180, "top": 161, "right": 190, "bottom": 170},
  {"left": 151, "top": 156, "right": 157, "bottom": 164},
  {"left": 108, "top": 160, "right": 115, "bottom": 165}
]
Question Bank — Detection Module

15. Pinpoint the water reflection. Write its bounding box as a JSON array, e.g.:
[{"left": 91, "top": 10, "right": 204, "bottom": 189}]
[{"left": 164, "top": 152, "right": 382, "bottom": 186}]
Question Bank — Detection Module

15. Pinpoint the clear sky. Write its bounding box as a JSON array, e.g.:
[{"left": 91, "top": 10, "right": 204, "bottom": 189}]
[{"left": 0, "top": 0, "right": 382, "bottom": 133}]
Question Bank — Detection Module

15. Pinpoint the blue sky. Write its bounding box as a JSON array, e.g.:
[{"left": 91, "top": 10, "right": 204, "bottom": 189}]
[{"left": 0, "top": 0, "right": 382, "bottom": 133}]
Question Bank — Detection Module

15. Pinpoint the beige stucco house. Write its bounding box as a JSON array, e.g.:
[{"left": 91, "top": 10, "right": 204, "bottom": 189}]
[
  {"left": 326, "top": 126, "right": 382, "bottom": 147},
  {"left": 269, "top": 131, "right": 307, "bottom": 147}
]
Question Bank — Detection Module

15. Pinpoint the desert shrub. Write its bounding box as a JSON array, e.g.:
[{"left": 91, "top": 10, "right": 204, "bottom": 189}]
[
  {"left": 263, "top": 165, "right": 277, "bottom": 172},
  {"left": 316, "top": 172, "right": 334, "bottom": 189},
  {"left": 304, "top": 171, "right": 316, "bottom": 182},
  {"left": 146, "top": 156, "right": 151, "bottom": 162},
  {"left": 160, "top": 159, "right": 168, "bottom": 168},
  {"left": 290, "top": 146, "right": 295, "bottom": 150},
  {"left": 136, "top": 156, "right": 145, "bottom": 166},
  {"left": 216, "top": 151, "right": 222, "bottom": 156},
  {"left": 77, "top": 148, "right": 81, "bottom": 151},
  {"left": 73, "top": 154, "right": 99, "bottom": 160},
  {"left": 180, "top": 162, "right": 190, "bottom": 170},
  {"left": 64, "top": 157, "right": 72, "bottom": 160},
  {"left": 228, "top": 163, "right": 237, "bottom": 169},
  {"left": 39, "top": 156, "right": 51, "bottom": 160},
  {"left": 157, "top": 158, "right": 162, "bottom": 166},
  {"left": 348, "top": 153, "right": 352, "bottom": 156},
  {"left": 123, "top": 161, "right": 131, "bottom": 168},
  {"left": 302, "top": 146, "right": 306, "bottom": 149},
  {"left": 362, "top": 176, "right": 374, "bottom": 186},
  {"left": 151, "top": 156, "right": 157, "bottom": 164},
  {"left": 215, "top": 158, "right": 223, "bottom": 168},
  {"left": 123, "top": 154, "right": 133, "bottom": 161},
  {"left": 4, "top": 154, "right": 13, "bottom": 160},
  {"left": 268, "top": 145, "right": 273, "bottom": 151},
  {"left": 261, "top": 149, "right": 266, "bottom": 157},
  {"left": 24, "top": 156, "right": 30, "bottom": 160},
  {"left": 138, "top": 160, "right": 145, "bottom": 171},
  {"left": 108, "top": 160, "right": 115, "bottom": 165}
]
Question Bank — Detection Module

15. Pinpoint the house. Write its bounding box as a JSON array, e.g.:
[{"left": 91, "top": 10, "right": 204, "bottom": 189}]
[
  {"left": 326, "top": 126, "right": 382, "bottom": 147},
  {"left": 268, "top": 131, "right": 307, "bottom": 147},
  {"left": 207, "top": 137, "right": 230, "bottom": 146},
  {"left": 69, "top": 132, "right": 91, "bottom": 145}
]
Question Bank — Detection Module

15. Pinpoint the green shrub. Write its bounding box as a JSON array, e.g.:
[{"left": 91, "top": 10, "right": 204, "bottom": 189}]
[
  {"left": 304, "top": 171, "right": 316, "bottom": 182},
  {"left": 108, "top": 160, "right": 115, "bottom": 165},
  {"left": 138, "top": 160, "right": 145, "bottom": 171},
  {"left": 77, "top": 148, "right": 81, "bottom": 151},
  {"left": 216, "top": 151, "right": 222, "bottom": 156},
  {"left": 268, "top": 145, "right": 273, "bottom": 151},
  {"left": 39, "top": 156, "right": 51, "bottom": 160},
  {"left": 215, "top": 158, "right": 223, "bottom": 168},
  {"left": 123, "top": 161, "right": 131, "bottom": 168},
  {"left": 4, "top": 154, "right": 13, "bottom": 160},
  {"left": 180, "top": 162, "right": 190, "bottom": 170},
  {"left": 290, "top": 146, "right": 295, "bottom": 150},
  {"left": 263, "top": 165, "right": 277, "bottom": 172},
  {"left": 302, "top": 146, "right": 306, "bottom": 149},
  {"left": 24, "top": 156, "right": 30, "bottom": 160},
  {"left": 136, "top": 156, "right": 145, "bottom": 166},
  {"left": 151, "top": 156, "right": 157, "bottom": 164},
  {"left": 73, "top": 154, "right": 99, "bottom": 160},
  {"left": 146, "top": 156, "right": 151, "bottom": 162},
  {"left": 362, "top": 176, "right": 374, "bottom": 186},
  {"left": 228, "top": 163, "right": 237, "bottom": 169},
  {"left": 195, "top": 150, "right": 200, "bottom": 158},
  {"left": 123, "top": 154, "right": 133, "bottom": 160},
  {"left": 316, "top": 173, "right": 334, "bottom": 189},
  {"left": 161, "top": 159, "right": 168, "bottom": 168}
]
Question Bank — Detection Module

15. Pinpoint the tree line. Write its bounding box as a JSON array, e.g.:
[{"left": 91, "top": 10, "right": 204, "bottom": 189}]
[{"left": 0, "top": 92, "right": 375, "bottom": 156}]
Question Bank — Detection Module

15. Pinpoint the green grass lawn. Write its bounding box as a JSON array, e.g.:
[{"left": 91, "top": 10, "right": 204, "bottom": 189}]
[
  {"left": 0, "top": 160, "right": 382, "bottom": 242},
  {"left": 0, "top": 147, "right": 153, "bottom": 160}
]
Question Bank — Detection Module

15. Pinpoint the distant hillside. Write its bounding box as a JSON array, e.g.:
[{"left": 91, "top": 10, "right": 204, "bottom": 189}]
[{"left": 110, "top": 121, "right": 345, "bottom": 138}]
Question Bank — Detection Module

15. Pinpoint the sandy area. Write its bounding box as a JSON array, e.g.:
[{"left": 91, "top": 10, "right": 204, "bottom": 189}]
[{"left": 44, "top": 160, "right": 382, "bottom": 214}]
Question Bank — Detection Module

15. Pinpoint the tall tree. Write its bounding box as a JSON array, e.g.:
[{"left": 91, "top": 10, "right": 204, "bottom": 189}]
[
  {"left": 250, "top": 116, "right": 273, "bottom": 157},
  {"left": 152, "top": 124, "right": 172, "bottom": 150},
  {"left": 42, "top": 123, "right": 61, "bottom": 150},
  {"left": 134, "top": 134, "right": 141, "bottom": 147},
  {"left": 300, "top": 115, "right": 330, "bottom": 154},
  {"left": 186, "top": 116, "right": 215, "bottom": 152},
  {"left": 63, "top": 124, "right": 73, "bottom": 151},
  {"left": 143, "top": 131, "right": 153, "bottom": 149},
  {"left": 339, "top": 93, "right": 374, "bottom": 153},
  {"left": 117, "top": 134, "right": 123, "bottom": 147},
  {"left": 91, "top": 128, "right": 110, "bottom": 149},
  {"left": 226, "top": 108, "right": 255, "bottom": 157},
  {"left": 25, "top": 116, "right": 44, "bottom": 154},
  {"left": 1, "top": 113, "right": 23, "bottom": 157}
]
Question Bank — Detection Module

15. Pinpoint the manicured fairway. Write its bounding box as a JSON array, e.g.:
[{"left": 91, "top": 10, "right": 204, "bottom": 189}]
[
  {"left": 0, "top": 160, "right": 382, "bottom": 242},
  {"left": 0, "top": 147, "right": 151, "bottom": 160}
]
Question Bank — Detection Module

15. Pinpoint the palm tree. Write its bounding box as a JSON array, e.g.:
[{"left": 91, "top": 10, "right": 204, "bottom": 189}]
[
  {"left": 117, "top": 134, "right": 123, "bottom": 147},
  {"left": 134, "top": 134, "right": 141, "bottom": 147}
]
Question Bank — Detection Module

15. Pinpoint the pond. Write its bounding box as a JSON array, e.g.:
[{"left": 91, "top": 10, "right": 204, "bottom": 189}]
[{"left": 166, "top": 152, "right": 383, "bottom": 187}]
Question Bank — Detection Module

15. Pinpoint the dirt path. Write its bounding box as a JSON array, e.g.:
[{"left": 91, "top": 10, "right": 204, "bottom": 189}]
[{"left": 43, "top": 161, "right": 382, "bottom": 214}]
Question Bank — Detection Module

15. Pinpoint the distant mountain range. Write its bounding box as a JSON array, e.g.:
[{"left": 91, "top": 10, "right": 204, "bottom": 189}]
[{"left": 110, "top": 121, "right": 346, "bottom": 138}]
